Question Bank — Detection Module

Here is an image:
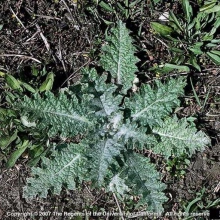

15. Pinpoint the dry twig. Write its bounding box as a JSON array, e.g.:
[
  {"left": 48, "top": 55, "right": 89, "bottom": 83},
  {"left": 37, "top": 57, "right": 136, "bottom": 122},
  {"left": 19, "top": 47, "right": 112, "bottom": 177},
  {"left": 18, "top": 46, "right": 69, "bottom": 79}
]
[
  {"left": 113, "top": 193, "right": 125, "bottom": 220},
  {"left": 0, "top": 54, "right": 41, "bottom": 63},
  {"left": 10, "top": 7, "right": 26, "bottom": 31}
]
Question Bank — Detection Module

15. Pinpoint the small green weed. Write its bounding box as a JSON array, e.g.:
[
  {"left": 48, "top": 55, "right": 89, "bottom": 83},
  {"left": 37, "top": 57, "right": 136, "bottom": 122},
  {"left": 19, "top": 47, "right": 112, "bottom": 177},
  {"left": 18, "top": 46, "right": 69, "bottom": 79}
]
[
  {"left": 86, "top": 0, "right": 145, "bottom": 26},
  {"left": 190, "top": 77, "right": 211, "bottom": 111},
  {"left": 0, "top": 67, "right": 54, "bottom": 167},
  {"left": 181, "top": 187, "right": 220, "bottom": 219},
  {"left": 166, "top": 154, "right": 190, "bottom": 179},
  {"left": 150, "top": 0, "right": 220, "bottom": 73},
  {"left": 96, "top": 0, "right": 144, "bottom": 20}
]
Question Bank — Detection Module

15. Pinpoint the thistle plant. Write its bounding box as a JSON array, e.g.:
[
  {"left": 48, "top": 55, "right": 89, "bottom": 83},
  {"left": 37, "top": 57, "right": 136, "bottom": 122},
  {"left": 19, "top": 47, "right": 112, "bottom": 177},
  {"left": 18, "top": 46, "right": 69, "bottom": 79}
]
[{"left": 16, "top": 21, "right": 210, "bottom": 212}]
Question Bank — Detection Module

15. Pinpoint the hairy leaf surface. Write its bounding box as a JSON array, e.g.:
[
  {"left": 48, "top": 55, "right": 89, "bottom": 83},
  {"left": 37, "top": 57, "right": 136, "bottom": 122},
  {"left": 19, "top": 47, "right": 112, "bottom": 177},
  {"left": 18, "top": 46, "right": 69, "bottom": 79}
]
[
  {"left": 108, "top": 174, "right": 130, "bottom": 196},
  {"left": 18, "top": 92, "right": 95, "bottom": 137},
  {"left": 20, "top": 21, "right": 211, "bottom": 213},
  {"left": 121, "top": 152, "right": 167, "bottom": 212},
  {"left": 100, "top": 21, "right": 139, "bottom": 93},
  {"left": 126, "top": 77, "right": 186, "bottom": 126},
  {"left": 23, "top": 144, "right": 87, "bottom": 198},
  {"left": 114, "top": 121, "right": 156, "bottom": 149},
  {"left": 82, "top": 69, "right": 123, "bottom": 117},
  {"left": 96, "top": 83, "right": 122, "bottom": 117},
  {"left": 152, "top": 116, "right": 210, "bottom": 158},
  {"left": 89, "top": 138, "right": 123, "bottom": 186}
]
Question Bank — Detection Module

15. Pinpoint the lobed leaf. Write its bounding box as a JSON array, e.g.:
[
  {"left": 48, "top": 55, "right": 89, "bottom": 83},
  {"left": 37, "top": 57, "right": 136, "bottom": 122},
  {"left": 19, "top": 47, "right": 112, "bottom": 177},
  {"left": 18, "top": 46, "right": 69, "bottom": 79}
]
[
  {"left": 17, "top": 91, "right": 95, "bottom": 137},
  {"left": 114, "top": 121, "right": 157, "bottom": 149},
  {"left": 23, "top": 144, "right": 87, "bottom": 198},
  {"left": 152, "top": 116, "right": 211, "bottom": 158},
  {"left": 88, "top": 138, "right": 123, "bottom": 186},
  {"left": 100, "top": 21, "right": 139, "bottom": 93},
  {"left": 121, "top": 152, "right": 167, "bottom": 212},
  {"left": 126, "top": 77, "right": 186, "bottom": 127},
  {"left": 20, "top": 20, "right": 211, "bottom": 213},
  {"left": 108, "top": 174, "right": 130, "bottom": 196}
]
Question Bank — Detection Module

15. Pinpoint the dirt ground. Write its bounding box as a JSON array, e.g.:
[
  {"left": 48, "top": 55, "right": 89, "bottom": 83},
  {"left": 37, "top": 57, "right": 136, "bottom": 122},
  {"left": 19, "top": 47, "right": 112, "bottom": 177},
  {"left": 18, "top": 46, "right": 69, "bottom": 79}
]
[{"left": 0, "top": 0, "right": 219, "bottom": 219}]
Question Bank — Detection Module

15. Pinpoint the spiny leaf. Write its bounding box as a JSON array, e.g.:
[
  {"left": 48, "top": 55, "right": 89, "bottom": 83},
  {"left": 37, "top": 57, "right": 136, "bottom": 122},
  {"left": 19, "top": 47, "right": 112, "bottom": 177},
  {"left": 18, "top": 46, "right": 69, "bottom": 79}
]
[
  {"left": 152, "top": 116, "right": 210, "bottom": 158},
  {"left": 108, "top": 174, "right": 130, "bottom": 196},
  {"left": 89, "top": 138, "right": 123, "bottom": 186},
  {"left": 23, "top": 144, "right": 87, "bottom": 198},
  {"left": 17, "top": 91, "right": 95, "bottom": 137},
  {"left": 114, "top": 121, "right": 156, "bottom": 149},
  {"left": 126, "top": 77, "right": 186, "bottom": 127},
  {"left": 100, "top": 21, "right": 139, "bottom": 93},
  {"left": 97, "top": 83, "right": 122, "bottom": 116},
  {"left": 81, "top": 68, "right": 123, "bottom": 117},
  {"left": 121, "top": 152, "right": 167, "bottom": 212},
  {"left": 20, "top": 20, "right": 210, "bottom": 213}
]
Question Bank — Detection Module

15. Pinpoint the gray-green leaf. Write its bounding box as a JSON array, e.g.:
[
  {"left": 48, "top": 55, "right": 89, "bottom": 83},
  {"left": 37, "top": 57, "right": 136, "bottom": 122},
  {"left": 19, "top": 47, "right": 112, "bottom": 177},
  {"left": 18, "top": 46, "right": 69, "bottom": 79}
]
[
  {"left": 152, "top": 116, "right": 210, "bottom": 158},
  {"left": 100, "top": 21, "right": 139, "bottom": 94}
]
